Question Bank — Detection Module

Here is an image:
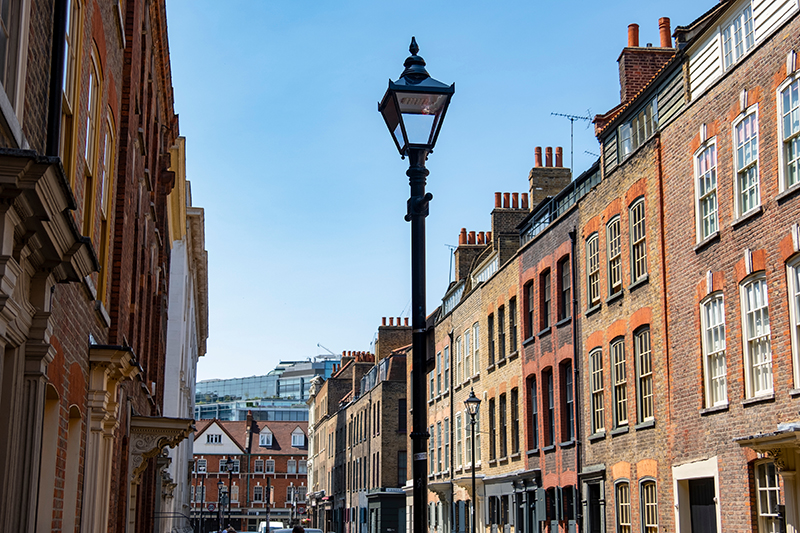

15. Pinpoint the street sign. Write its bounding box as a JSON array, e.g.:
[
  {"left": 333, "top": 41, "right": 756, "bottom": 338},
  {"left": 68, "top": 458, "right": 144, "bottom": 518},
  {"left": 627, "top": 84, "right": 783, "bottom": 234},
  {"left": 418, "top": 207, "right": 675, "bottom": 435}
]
[{"left": 208, "top": 503, "right": 216, "bottom": 511}]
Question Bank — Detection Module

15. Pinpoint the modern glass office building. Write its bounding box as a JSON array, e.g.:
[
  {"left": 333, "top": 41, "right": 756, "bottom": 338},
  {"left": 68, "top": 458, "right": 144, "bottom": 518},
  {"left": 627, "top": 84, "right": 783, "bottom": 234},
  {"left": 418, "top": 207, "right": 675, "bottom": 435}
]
[{"left": 194, "top": 355, "right": 340, "bottom": 421}]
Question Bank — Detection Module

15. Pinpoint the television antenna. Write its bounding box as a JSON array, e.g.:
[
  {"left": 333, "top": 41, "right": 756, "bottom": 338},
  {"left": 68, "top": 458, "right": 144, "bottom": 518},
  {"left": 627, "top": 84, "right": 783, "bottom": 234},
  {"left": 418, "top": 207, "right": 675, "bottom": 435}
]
[
  {"left": 317, "top": 343, "right": 336, "bottom": 356},
  {"left": 551, "top": 111, "right": 592, "bottom": 174}
]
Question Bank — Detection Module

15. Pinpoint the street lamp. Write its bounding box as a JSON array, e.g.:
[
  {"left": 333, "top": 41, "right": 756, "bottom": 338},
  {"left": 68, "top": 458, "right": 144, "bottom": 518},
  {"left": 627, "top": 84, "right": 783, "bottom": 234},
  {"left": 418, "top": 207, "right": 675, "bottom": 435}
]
[
  {"left": 465, "top": 389, "right": 481, "bottom": 533},
  {"left": 379, "top": 37, "right": 454, "bottom": 533},
  {"left": 217, "top": 480, "right": 225, "bottom": 532},
  {"left": 225, "top": 457, "right": 236, "bottom": 528}
]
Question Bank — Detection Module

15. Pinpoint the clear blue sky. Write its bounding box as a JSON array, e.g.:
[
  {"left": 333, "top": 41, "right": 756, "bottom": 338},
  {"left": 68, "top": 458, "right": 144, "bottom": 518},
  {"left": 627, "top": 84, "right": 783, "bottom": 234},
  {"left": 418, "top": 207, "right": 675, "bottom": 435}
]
[{"left": 165, "top": 0, "right": 704, "bottom": 381}]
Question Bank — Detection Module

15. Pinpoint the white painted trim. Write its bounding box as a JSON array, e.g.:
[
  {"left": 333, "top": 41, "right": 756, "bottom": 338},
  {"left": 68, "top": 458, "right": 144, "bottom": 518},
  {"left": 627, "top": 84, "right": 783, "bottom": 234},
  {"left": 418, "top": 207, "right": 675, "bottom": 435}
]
[{"left": 672, "top": 456, "right": 722, "bottom": 533}]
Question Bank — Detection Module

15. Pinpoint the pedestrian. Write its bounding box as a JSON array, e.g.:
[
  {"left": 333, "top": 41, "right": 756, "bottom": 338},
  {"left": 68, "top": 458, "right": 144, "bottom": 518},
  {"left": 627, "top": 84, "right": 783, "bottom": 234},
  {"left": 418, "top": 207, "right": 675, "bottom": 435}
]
[
  {"left": 226, "top": 526, "right": 236, "bottom": 533},
  {"left": 292, "top": 525, "right": 304, "bottom": 533}
]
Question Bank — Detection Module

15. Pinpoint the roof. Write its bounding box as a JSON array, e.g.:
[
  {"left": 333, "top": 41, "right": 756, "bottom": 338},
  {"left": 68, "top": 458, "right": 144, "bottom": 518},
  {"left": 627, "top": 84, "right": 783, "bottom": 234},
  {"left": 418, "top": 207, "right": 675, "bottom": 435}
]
[{"left": 194, "top": 418, "right": 308, "bottom": 454}]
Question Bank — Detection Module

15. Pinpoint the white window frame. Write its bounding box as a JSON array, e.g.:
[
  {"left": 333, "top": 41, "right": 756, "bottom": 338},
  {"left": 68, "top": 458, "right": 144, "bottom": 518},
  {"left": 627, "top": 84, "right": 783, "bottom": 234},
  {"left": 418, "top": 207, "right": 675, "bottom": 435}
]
[
  {"left": 443, "top": 346, "right": 450, "bottom": 392},
  {"left": 207, "top": 434, "right": 222, "bottom": 445},
  {"left": 254, "top": 485, "right": 264, "bottom": 502},
  {"left": 254, "top": 459, "right": 264, "bottom": 473},
  {"left": 721, "top": 2, "right": 754, "bottom": 70},
  {"left": 701, "top": 293, "right": 728, "bottom": 407},
  {"left": 292, "top": 429, "right": 305, "bottom": 447},
  {"left": 630, "top": 199, "right": 647, "bottom": 283},
  {"left": 456, "top": 336, "right": 463, "bottom": 384},
  {"left": 590, "top": 348, "right": 604, "bottom": 433},
  {"left": 196, "top": 459, "right": 207, "bottom": 474},
  {"left": 733, "top": 105, "right": 760, "bottom": 217},
  {"left": 463, "top": 411, "right": 472, "bottom": 468},
  {"left": 611, "top": 338, "right": 628, "bottom": 428},
  {"left": 299, "top": 460, "right": 307, "bottom": 473},
  {"left": 288, "top": 459, "right": 297, "bottom": 474},
  {"left": 455, "top": 413, "right": 462, "bottom": 468},
  {"left": 635, "top": 328, "right": 654, "bottom": 422},
  {"left": 779, "top": 74, "right": 800, "bottom": 192},
  {"left": 755, "top": 461, "right": 782, "bottom": 533},
  {"left": 741, "top": 274, "right": 772, "bottom": 397},
  {"left": 587, "top": 234, "right": 600, "bottom": 307},
  {"left": 616, "top": 481, "right": 631, "bottom": 533},
  {"left": 607, "top": 216, "right": 622, "bottom": 295},
  {"left": 640, "top": 479, "right": 659, "bottom": 533},
  {"left": 472, "top": 322, "right": 480, "bottom": 376},
  {"left": 618, "top": 99, "right": 658, "bottom": 161},
  {"left": 265, "top": 459, "right": 275, "bottom": 473},
  {"left": 788, "top": 257, "right": 800, "bottom": 388},
  {"left": 260, "top": 432, "right": 273, "bottom": 447},
  {"left": 695, "top": 139, "right": 719, "bottom": 241}
]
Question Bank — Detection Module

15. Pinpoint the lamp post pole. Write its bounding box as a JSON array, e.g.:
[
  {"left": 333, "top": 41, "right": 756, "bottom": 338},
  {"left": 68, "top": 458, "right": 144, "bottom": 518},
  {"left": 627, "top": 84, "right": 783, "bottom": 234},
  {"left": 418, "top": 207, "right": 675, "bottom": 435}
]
[
  {"left": 379, "top": 37, "right": 454, "bottom": 533},
  {"left": 227, "top": 459, "right": 234, "bottom": 528},
  {"left": 199, "top": 473, "right": 206, "bottom": 533},
  {"left": 218, "top": 480, "right": 225, "bottom": 532},
  {"left": 465, "top": 389, "right": 481, "bottom": 533}
]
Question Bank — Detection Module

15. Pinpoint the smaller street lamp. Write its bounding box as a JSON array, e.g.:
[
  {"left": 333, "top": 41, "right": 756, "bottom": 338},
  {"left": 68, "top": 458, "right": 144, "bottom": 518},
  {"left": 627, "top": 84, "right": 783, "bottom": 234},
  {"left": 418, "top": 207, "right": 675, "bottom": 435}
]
[
  {"left": 465, "top": 389, "right": 481, "bottom": 533},
  {"left": 225, "top": 457, "right": 236, "bottom": 528},
  {"left": 217, "top": 480, "right": 225, "bottom": 532}
]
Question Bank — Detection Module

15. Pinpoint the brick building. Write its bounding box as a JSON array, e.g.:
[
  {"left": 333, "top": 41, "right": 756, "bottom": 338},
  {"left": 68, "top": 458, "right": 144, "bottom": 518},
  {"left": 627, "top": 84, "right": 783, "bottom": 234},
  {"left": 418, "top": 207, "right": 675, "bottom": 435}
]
[
  {"left": 0, "top": 0, "right": 204, "bottom": 532},
  {"left": 192, "top": 416, "right": 309, "bottom": 532}
]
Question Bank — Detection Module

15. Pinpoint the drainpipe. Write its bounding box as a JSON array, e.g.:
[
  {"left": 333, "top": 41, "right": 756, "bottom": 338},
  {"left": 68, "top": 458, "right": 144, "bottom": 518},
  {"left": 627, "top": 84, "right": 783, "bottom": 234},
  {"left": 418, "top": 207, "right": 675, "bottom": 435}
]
[
  {"left": 46, "top": 0, "right": 68, "bottom": 156},
  {"left": 569, "top": 228, "right": 581, "bottom": 528},
  {"left": 448, "top": 328, "right": 455, "bottom": 533},
  {"left": 654, "top": 134, "right": 672, "bottom": 451}
]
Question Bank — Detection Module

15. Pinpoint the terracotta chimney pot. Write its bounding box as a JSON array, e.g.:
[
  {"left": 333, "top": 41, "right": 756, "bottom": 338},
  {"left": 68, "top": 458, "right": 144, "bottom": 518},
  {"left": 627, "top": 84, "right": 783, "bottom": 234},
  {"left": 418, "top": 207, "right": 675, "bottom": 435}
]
[
  {"left": 545, "top": 147, "right": 553, "bottom": 167},
  {"left": 382, "top": 317, "right": 386, "bottom": 326},
  {"left": 512, "top": 192, "right": 519, "bottom": 208},
  {"left": 628, "top": 23, "right": 639, "bottom": 47},
  {"left": 495, "top": 192, "right": 501, "bottom": 208},
  {"left": 503, "top": 192, "right": 510, "bottom": 208},
  {"left": 659, "top": 17, "right": 671, "bottom": 48},
  {"left": 534, "top": 147, "right": 542, "bottom": 167},
  {"left": 555, "top": 147, "right": 563, "bottom": 168},
  {"left": 468, "top": 231, "right": 476, "bottom": 245},
  {"left": 405, "top": 317, "right": 409, "bottom": 326},
  {"left": 521, "top": 193, "right": 529, "bottom": 209},
  {"left": 459, "top": 228, "right": 467, "bottom": 245},
  {"left": 477, "top": 232, "right": 485, "bottom": 245}
]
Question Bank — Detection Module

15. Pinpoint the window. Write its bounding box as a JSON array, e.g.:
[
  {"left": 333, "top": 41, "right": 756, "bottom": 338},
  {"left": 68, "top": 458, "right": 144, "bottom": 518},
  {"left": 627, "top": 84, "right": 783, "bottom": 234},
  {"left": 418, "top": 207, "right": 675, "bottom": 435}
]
[
  {"left": 781, "top": 78, "right": 800, "bottom": 190},
  {"left": 607, "top": 217, "right": 622, "bottom": 294},
  {"left": 429, "top": 370, "right": 435, "bottom": 400},
  {"left": 616, "top": 482, "right": 631, "bottom": 533},
  {"left": 399, "top": 399, "right": 407, "bottom": 432},
  {"left": 498, "top": 306, "right": 506, "bottom": 360},
  {"left": 194, "top": 484, "right": 206, "bottom": 502},
  {"left": 472, "top": 322, "right": 480, "bottom": 375},
  {"left": 288, "top": 460, "right": 297, "bottom": 474},
  {"left": 509, "top": 297, "right": 517, "bottom": 353},
  {"left": 636, "top": 328, "right": 654, "bottom": 421},
  {"left": 510, "top": 388, "right": 519, "bottom": 454},
  {"left": 436, "top": 351, "right": 442, "bottom": 395},
  {"left": 254, "top": 460, "right": 264, "bottom": 473},
  {"left": 84, "top": 52, "right": 101, "bottom": 237},
  {"left": 587, "top": 234, "right": 600, "bottom": 307},
  {"left": 196, "top": 459, "right": 207, "bottom": 473},
  {"left": 734, "top": 108, "right": 760, "bottom": 216},
  {"left": 254, "top": 485, "right": 263, "bottom": 502},
  {"left": 60, "top": 0, "right": 82, "bottom": 184},
  {"left": 260, "top": 432, "right": 273, "bottom": 447},
  {"left": 444, "top": 346, "right": 450, "bottom": 391},
  {"left": 464, "top": 329, "right": 471, "bottom": 380},
  {"left": 619, "top": 99, "right": 658, "bottom": 160},
  {"left": 299, "top": 460, "right": 307, "bottom": 474},
  {"left": 544, "top": 370, "right": 555, "bottom": 446},
  {"left": 97, "top": 113, "right": 115, "bottom": 304},
  {"left": 444, "top": 418, "right": 450, "bottom": 471},
  {"left": 292, "top": 429, "right": 305, "bottom": 447},
  {"left": 640, "top": 480, "right": 658, "bottom": 533},
  {"left": 207, "top": 434, "right": 222, "bottom": 444},
  {"left": 742, "top": 276, "right": 772, "bottom": 397},
  {"left": 590, "top": 349, "right": 605, "bottom": 433},
  {"left": 464, "top": 410, "right": 472, "bottom": 466},
  {"left": 474, "top": 406, "right": 481, "bottom": 462},
  {"left": 541, "top": 270, "right": 551, "bottom": 329},
  {"left": 429, "top": 425, "right": 435, "bottom": 475},
  {"left": 488, "top": 398, "right": 496, "bottom": 460},
  {"left": 722, "top": 4, "right": 754, "bottom": 69},
  {"left": 525, "top": 282, "right": 535, "bottom": 338},
  {"left": 561, "top": 362, "right": 574, "bottom": 442},
  {"left": 436, "top": 422, "right": 442, "bottom": 472},
  {"left": 265, "top": 460, "right": 275, "bottom": 473},
  {"left": 630, "top": 199, "right": 647, "bottom": 282},
  {"left": 701, "top": 294, "right": 727, "bottom": 407},
  {"left": 398, "top": 451, "right": 407, "bottom": 487},
  {"left": 790, "top": 260, "right": 800, "bottom": 386},
  {"left": 558, "top": 258, "right": 571, "bottom": 321},
  {"left": 529, "top": 377, "right": 539, "bottom": 450},
  {"left": 756, "top": 461, "right": 782, "bottom": 533},
  {"left": 611, "top": 339, "right": 628, "bottom": 427},
  {"left": 695, "top": 141, "right": 718, "bottom": 240},
  {"left": 456, "top": 336, "right": 463, "bottom": 383},
  {"left": 455, "top": 414, "right": 462, "bottom": 468},
  {"left": 499, "top": 393, "right": 507, "bottom": 457},
  {"left": 488, "top": 314, "right": 495, "bottom": 366}
]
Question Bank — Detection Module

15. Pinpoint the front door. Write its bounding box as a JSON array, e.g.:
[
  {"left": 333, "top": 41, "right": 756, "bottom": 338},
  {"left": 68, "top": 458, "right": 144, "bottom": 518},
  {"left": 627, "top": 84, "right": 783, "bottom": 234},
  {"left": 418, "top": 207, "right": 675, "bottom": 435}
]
[{"left": 689, "top": 478, "right": 717, "bottom": 532}]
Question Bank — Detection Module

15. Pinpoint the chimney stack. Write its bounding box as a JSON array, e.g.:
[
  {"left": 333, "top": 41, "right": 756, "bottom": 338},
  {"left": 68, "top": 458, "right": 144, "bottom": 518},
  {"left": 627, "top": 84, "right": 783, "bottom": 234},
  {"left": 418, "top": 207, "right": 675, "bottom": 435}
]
[
  {"left": 628, "top": 23, "right": 639, "bottom": 47},
  {"left": 659, "top": 17, "right": 671, "bottom": 48}
]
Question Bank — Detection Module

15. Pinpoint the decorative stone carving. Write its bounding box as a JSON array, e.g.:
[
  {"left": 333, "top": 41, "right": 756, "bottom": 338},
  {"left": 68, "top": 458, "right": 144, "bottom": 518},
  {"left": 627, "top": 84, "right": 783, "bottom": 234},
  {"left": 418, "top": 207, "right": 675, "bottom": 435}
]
[
  {"left": 763, "top": 448, "right": 789, "bottom": 471},
  {"left": 129, "top": 416, "right": 193, "bottom": 485}
]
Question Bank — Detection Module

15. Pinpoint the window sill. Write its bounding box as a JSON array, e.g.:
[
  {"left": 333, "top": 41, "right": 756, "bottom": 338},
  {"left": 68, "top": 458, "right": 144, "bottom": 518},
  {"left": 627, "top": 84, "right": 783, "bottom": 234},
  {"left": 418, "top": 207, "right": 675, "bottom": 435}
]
[
  {"left": 556, "top": 316, "right": 572, "bottom": 328},
  {"left": 700, "top": 403, "right": 729, "bottom": 416},
  {"left": 588, "top": 431, "right": 606, "bottom": 442},
  {"left": 508, "top": 350, "right": 519, "bottom": 361},
  {"left": 610, "top": 426, "right": 629, "bottom": 436},
  {"left": 635, "top": 419, "right": 655, "bottom": 431},
  {"left": 558, "top": 440, "right": 575, "bottom": 449},
  {"left": 742, "top": 393, "right": 775, "bottom": 407},
  {"left": 629, "top": 274, "right": 649, "bottom": 293},
  {"left": 522, "top": 335, "right": 536, "bottom": 347},
  {"left": 497, "top": 357, "right": 507, "bottom": 367},
  {"left": 778, "top": 182, "right": 800, "bottom": 203},
  {"left": 487, "top": 363, "right": 496, "bottom": 374},
  {"left": 732, "top": 205, "right": 763, "bottom": 228},
  {"left": 694, "top": 231, "right": 720, "bottom": 253},
  {"left": 526, "top": 448, "right": 540, "bottom": 457},
  {"left": 790, "top": 388, "right": 800, "bottom": 397},
  {"left": 542, "top": 445, "right": 556, "bottom": 453},
  {"left": 510, "top": 452, "right": 521, "bottom": 460},
  {"left": 537, "top": 326, "right": 552, "bottom": 338},
  {"left": 605, "top": 291, "right": 624, "bottom": 305},
  {"left": 585, "top": 303, "right": 602, "bottom": 317},
  {"left": 498, "top": 456, "right": 509, "bottom": 464},
  {"left": 488, "top": 459, "right": 497, "bottom": 467}
]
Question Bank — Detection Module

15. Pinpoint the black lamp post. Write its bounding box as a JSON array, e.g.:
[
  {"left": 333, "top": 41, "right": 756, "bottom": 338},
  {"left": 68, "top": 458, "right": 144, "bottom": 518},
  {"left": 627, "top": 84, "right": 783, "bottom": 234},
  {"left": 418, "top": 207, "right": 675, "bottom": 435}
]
[
  {"left": 217, "top": 480, "right": 225, "bottom": 532},
  {"left": 225, "top": 457, "right": 235, "bottom": 528},
  {"left": 379, "top": 37, "right": 454, "bottom": 533},
  {"left": 465, "top": 389, "right": 481, "bottom": 533}
]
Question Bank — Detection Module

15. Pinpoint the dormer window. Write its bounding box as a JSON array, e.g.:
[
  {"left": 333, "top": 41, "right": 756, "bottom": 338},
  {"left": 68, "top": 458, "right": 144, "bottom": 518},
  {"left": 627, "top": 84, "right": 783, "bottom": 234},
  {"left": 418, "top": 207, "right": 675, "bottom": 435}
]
[
  {"left": 618, "top": 99, "right": 658, "bottom": 161},
  {"left": 259, "top": 431, "right": 273, "bottom": 447},
  {"left": 292, "top": 428, "right": 305, "bottom": 447},
  {"left": 722, "top": 3, "right": 754, "bottom": 70}
]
